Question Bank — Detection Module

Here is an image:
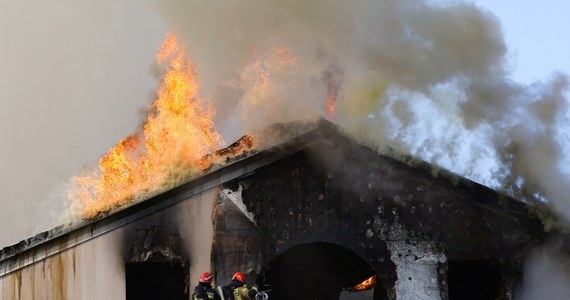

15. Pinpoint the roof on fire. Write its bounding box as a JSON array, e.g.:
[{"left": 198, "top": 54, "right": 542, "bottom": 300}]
[{"left": 0, "top": 118, "right": 545, "bottom": 276}]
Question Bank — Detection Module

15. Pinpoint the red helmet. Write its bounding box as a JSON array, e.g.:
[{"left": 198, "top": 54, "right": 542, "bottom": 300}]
[
  {"left": 232, "top": 271, "right": 246, "bottom": 284},
  {"left": 199, "top": 272, "right": 213, "bottom": 284}
]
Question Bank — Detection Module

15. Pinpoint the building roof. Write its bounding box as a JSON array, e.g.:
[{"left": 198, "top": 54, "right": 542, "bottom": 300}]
[{"left": 0, "top": 119, "right": 545, "bottom": 277}]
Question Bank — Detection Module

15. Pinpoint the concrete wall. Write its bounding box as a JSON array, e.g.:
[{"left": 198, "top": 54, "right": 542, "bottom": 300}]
[{"left": 1, "top": 223, "right": 127, "bottom": 300}]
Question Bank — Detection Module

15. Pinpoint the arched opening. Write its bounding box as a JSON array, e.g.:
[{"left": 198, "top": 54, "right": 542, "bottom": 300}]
[{"left": 258, "top": 242, "right": 387, "bottom": 300}]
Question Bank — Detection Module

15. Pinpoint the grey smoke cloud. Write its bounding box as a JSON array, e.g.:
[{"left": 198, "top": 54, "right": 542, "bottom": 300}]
[
  {"left": 517, "top": 241, "right": 570, "bottom": 299},
  {"left": 155, "top": 2, "right": 569, "bottom": 296},
  {"left": 155, "top": 0, "right": 569, "bottom": 214},
  {"left": 0, "top": 0, "right": 167, "bottom": 247}
]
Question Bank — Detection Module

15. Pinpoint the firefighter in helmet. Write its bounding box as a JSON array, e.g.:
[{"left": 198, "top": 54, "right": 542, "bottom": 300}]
[
  {"left": 221, "top": 271, "right": 258, "bottom": 300},
  {"left": 192, "top": 271, "right": 221, "bottom": 300}
]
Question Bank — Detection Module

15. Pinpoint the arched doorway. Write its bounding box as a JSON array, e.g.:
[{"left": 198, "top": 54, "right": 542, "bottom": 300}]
[{"left": 258, "top": 242, "right": 387, "bottom": 300}]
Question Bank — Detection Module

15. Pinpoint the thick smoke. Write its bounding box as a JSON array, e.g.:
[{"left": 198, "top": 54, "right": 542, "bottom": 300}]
[
  {"left": 155, "top": 0, "right": 569, "bottom": 296},
  {"left": 1, "top": 0, "right": 564, "bottom": 294},
  {"left": 517, "top": 241, "right": 570, "bottom": 300},
  {"left": 155, "top": 0, "right": 569, "bottom": 219}
]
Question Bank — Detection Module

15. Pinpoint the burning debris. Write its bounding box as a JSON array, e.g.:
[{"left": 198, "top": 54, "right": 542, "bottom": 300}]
[
  {"left": 199, "top": 134, "right": 256, "bottom": 173},
  {"left": 348, "top": 274, "right": 377, "bottom": 292}
]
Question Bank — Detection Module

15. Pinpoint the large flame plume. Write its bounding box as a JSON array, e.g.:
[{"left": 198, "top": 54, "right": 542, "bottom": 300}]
[
  {"left": 67, "top": 35, "right": 328, "bottom": 221},
  {"left": 69, "top": 33, "right": 222, "bottom": 220}
]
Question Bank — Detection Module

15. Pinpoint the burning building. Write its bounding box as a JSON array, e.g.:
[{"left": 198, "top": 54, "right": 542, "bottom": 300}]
[
  {"left": 0, "top": 119, "right": 552, "bottom": 299},
  {"left": 2, "top": 10, "right": 568, "bottom": 296}
]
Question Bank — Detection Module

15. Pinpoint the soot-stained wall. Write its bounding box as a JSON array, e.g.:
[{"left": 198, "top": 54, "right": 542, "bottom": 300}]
[
  {"left": 212, "top": 132, "right": 545, "bottom": 299},
  {"left": 0, "top": 189, "right": 219, "bottom": 300}
]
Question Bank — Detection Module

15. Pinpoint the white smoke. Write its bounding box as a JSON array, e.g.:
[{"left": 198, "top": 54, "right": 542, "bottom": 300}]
[
  {"left": 517, "top": 242, "right": 570, "bottom": 300},
  {"left": 154, "top": 1, "right": 570, "bottom": 297},
  {"left": 154, "top": 0, "right": 569, "bottom": 219}
]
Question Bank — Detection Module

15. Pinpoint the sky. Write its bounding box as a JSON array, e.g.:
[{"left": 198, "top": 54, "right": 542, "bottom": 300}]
[
  {"left": 0, "top": 0, "right": 569, "bottom": 248},
  {"left": 470, "top": 1, "right": 570, "bottom": 84},
  {"left": 0, "top": 0, "right": 168, "bottom": 247}
]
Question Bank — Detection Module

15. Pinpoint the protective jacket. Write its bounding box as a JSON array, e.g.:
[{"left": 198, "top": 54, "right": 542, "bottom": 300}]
[
  {"left": 192, "top": 282, "right": 222, "bottom": 300},
  {"left": 221, "top": 279, "right": 258, "bottom": 300}
]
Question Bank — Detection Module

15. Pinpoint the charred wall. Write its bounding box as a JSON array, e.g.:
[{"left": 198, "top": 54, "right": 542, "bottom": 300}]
[{"left": 212, "top": 130, "right": 545, "bottom": 298}]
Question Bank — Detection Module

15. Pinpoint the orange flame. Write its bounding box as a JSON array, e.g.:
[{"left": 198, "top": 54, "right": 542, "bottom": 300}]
[
  {"left": 71, "top": 33, "right": 222, "bottom": 220},
  {"left": 324, "top": 64, "right": 341, "bottom": 121},
  {"left": 351, "top": 274, "right": 377, "bottom": 291},
  {"left": 326, "top": 93, "right": 336, "bottom": 121},
  {"left": 239, "top": 47, "right": 340, "bottom": 124},
  {"left": 242, "top": 48, "right": 300, "bottom": 102}
]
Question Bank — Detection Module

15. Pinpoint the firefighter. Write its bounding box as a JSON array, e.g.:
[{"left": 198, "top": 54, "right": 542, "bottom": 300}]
[
  {"left": 221, "top": 271, "right": 259, "bottom": 300},
  {"left": 192, "top": 271, "right": 222, "bottom": 300}
]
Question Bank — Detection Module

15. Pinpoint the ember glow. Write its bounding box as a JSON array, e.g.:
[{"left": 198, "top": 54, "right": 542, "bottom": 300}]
[
  {"left": 238, "top": 47, "right": 310, "bottom": 125},
  {"left": 326, "top": 91, "right": 336, "bottom": 121},
  {"left": 350, "top": 274, "right": 377, "bottom": 291},
  {"left": 69, "top": 33, "right": 222, "bottom": 220},
  {"left": 324, "top": 65, "right": 341, "bottom": 121}
]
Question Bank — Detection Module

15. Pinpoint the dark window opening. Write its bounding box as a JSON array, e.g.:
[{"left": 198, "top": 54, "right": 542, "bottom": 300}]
[
  {"left": 126, "top": 261, "right": 187, "bottom": 300},
  {"left": 259, "top": 242, "right": 386, "bottom": 300},
  {"left": 125, "top": 226, "right": 188, "bottom": 300},
  {"left": 447, "top": 259, "right": 501, "bottom": 300}
]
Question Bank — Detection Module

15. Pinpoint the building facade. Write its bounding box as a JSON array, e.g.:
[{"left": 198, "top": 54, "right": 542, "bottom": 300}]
[{"left": 0, "top": 121, "right": 546, "bottom": 299}]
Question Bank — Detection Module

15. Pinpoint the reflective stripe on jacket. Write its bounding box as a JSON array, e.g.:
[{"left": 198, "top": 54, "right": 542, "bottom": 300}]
[{"left": 233, "top": 285, "right": 259, "bottom": 300}]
